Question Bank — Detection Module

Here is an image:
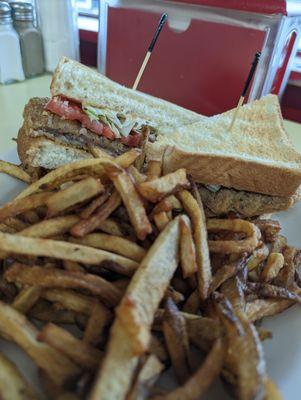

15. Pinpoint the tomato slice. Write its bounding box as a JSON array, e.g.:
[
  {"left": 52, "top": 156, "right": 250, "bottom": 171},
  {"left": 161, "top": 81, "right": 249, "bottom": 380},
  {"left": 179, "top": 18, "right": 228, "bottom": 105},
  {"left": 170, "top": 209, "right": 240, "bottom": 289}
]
[
  {"left": 45, "top": 97, "right": 113, "bottom": 139},
  {"left": 121, "top": 132, "right": 141, "bottom": 147}
]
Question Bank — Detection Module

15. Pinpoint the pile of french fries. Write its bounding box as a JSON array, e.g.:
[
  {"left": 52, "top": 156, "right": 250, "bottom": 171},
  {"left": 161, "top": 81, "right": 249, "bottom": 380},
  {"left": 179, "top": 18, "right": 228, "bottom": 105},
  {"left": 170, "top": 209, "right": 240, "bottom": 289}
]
[{"left": 0, "top": 150, "right": 300, "bottom": 400}]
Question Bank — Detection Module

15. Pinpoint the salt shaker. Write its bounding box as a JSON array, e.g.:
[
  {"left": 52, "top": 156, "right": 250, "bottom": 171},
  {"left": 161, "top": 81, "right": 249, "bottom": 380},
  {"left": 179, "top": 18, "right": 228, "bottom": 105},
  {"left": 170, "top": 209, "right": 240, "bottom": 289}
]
[
  {"left": 11, "top": 2, "right": 44, "bottom": 78},
  {"left": 0, "top": 2, "right": 24, "bottom": 84}
]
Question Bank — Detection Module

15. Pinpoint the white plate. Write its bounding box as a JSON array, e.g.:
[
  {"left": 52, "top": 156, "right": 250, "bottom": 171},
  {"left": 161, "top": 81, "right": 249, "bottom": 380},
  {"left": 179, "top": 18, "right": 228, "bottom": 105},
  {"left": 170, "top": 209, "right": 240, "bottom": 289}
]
[{"left": 0, "top": 149, "right": 300, "bottom": 399}]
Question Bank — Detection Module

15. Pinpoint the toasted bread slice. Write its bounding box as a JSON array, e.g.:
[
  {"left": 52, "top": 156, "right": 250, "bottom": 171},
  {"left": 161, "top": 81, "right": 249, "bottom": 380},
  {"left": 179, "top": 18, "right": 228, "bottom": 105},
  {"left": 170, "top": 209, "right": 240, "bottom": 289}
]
[{"left": 159, "top": 95, "right": 301, "bottom": 197}]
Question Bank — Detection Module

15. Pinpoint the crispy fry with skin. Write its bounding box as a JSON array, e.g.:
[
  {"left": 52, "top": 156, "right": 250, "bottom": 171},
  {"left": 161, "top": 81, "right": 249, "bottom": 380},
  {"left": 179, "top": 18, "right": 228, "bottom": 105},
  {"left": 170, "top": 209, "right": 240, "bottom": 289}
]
[
  {"left": 90, "top": 217, "right": 180, "bottom": 400},
  {"left": 207, "top": 218, "right": 261, "bottom": 254},
  {"left": 13, "top": 286, "right": 42, "bottom": 313},
  {"left": 127, "top": 354, "right": 164, "bottom": 400},
  {"left": 71, "top": 191, "right": 122, "bottom": 238},
  {"left": 20, "top": 215, "right": 79, "bottom": 238},
  {"left": 274, "top": 247, "right": 296, "bottom": 288},
  {"left": 177, "top": 190, "right": 211, "bottom": 301},
  {"left": 163, "top": 298, "right": 192, "bottom": 384},
  {"left": 179, "top": 216, "right": 198, "bottom": 279},
  {"left": 71, "top": 233, "right": 146, "bottom": 262},
  {"left": 153, "top": 339, "right": 225, "bottom": 400},
  {"left": 247, "top": 243, "right": 270, "bottom": 271},
  {"left": 152, "top": 195, "right": 182, "bottom": 216},
  {"left": 154, "top": 212, "right": 170, "bottom": 232},
  {"left": 271, "top": 235, "right": 287, "bottom": 253},
  {"left": 209, "top": 257, "right": 246, "bottom": 295},
  {"left": 98, "top": 218, "right": 124, "bottom": 237},
  {"left": 213, "top": 292, "right": 266, "bottom": 400},
  {"left": 5, "top": 264, "right": 122, "bottom": 308},
  {"left": 63, "top": 260, "right": 84, "bottom": 272},
  {"left": 89, "top": 146, "right": 113, "bottom": 159},
  {"left": 128, "top": 165, "right": 147, "bottom": 184},
  {"left": 149, "top": 335, "right": 169, "bottom": 363},
  {"left": 246, "top": 298, "right": 293, "bottom": 322},
  {"left": 182, "top": 290, "right": 200, "bottom": 314},
  {"left": 0, "top": 160, "right": 31, "bottom": 183},
  {"left": 146, "top": 160, "right": 162, "bottom": 181},
  {"left": 0, "top": 192, "right": 50, "bottom": 222},
  {"left": 264, "top": 378, "right": 283, "bottom": 400},
  {"left": 137, "top": 169, "right": 190, "bottom": 203},
  {"left": 0, "top": 232, "right": 138, "bottom": 276},
  {"left": 0, "top": 351, "right": 38, "bottom": 399},
  {"left": 42, "top": 289, "right": 98, "bottom": 315},
  {"left": 38, "top": 323, "right": 103, "bottom": 370},
  {"left": 46, "top": 177, "right": 104, "bottom": 217},
  {"left": 115, "top": 218, "right": 180, "bottom": 355},
  {"left": 105, "top": 164, "right": 152, "bottom": 240},
  {"left": 84, "top": 302, "right": 113, "bottom": 346},
  {"left": 246, "top": 282, "right": 301, "bottom": 303},
  {"left": 0, "top": 301, "right": 80, "bottom": 386},
  {"left": 261, "top": 253, "right": 284, "bottom": 282},
  {"left": 16, "top": 150, "right": 140, "bottom": 200},
  {"left": 135, "top": 126, "right": 150, "bottom": 171},
  {"left": 80, "top": 190, "right": 111, "bottom": 219}
]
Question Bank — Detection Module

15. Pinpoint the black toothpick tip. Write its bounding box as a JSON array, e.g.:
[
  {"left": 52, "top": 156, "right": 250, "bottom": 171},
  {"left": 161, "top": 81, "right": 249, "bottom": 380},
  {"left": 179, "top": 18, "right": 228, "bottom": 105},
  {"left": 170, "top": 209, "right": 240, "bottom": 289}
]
[
  {"left": 148, "top": 13, "right": 168, "bottom": 53},
  {"left": 241, "top": 51, "right": 262, "bottom": 97}
]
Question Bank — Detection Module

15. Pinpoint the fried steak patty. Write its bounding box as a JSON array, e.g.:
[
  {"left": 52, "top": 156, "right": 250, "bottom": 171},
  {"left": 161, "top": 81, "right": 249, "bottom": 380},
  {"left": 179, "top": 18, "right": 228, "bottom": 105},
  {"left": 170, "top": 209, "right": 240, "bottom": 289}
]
[{"left": 22, "top": 97, "right": 128, "bottom": 157}]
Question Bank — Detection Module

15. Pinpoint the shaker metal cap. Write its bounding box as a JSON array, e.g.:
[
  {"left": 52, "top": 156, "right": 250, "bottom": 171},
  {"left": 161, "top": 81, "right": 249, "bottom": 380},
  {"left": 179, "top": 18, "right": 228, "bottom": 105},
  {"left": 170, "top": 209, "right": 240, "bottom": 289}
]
[
  {"left": 10, "top": 1, "right": 33, "bottom": 21},
  {"left": 0, "top": 2, "right": 12, "bottom": 24}
]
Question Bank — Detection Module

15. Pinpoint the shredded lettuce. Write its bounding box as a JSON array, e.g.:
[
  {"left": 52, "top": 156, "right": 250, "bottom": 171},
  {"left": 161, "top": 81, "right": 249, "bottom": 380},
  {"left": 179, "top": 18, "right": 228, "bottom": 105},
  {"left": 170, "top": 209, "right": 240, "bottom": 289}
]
[{"left": 82, "top": 105, "right": 155, "bottom": 138}]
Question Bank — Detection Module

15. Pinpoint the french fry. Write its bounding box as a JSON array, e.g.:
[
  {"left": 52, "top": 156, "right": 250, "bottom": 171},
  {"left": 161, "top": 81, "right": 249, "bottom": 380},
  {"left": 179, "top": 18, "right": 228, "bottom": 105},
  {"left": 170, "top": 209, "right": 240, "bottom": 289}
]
[
  {"left": 146, "top": 160, "right": 162, "bottom": 181},
  {"left": 42, "top": 289, "right": 97, "bottom": 316},
  {"left": 177, "top": 190, "right": 211, "bottom": 301},
  {"left": 253, "top": 219, "right": 281, "bottom": 243},
  {"left": 137, "top": 169, "right": 190, "bottom": 203},
  {"left": 247, "top": 243, "right": 269, "bottom": 271},
  {"left": 20, "top": 215, "right": 79, "bottom": 238},
  {"left": 154, "top": 212, "right": 170, "bottom": 232},
  {"left": 98, "top": 218, "right": 124, "bottom": 237},
  {"left": 0, "top": 301, "right": 80, "bottom": 386},
  {"left": 127, "top": 354, "right": 164, "bottom": 400},
  {"left": 71, "top": 191, "right": 122, "bottom": 238},
  {"left": 16, "top": 149, "right": 140, "bottom": 200},
  {"left": 63, "top": 260, "right": 85, "bottom": 272},
  {"left": 246, "top": 298, "right": 293, "bottom": 322},
  {"left": 261, "top": 253, "right": 284, "bottom": 282},
  {"left": 209, "top": 257, "right": 246, "bottom": 294},
  {"left": 165, "top": 287, "right": 184, "bottom": 304},
  {"left": 30, "top": 305, "right": 78, "bottom": 325},
  {"left": 0, "top": 160, "right": 31, "bottom": 183},
  {"left": 271, "top": 235, "right": 287, "bottom": 253},
  {"left": 135, "top": 126, "right": 150, "bottom": 171},
  {"left": 274, "top": 246, "right": 296, "bottom": 288},
  {"left": 5, "top": 264, "right": 122, "bottom": 308},
  {"left": 84, "top": 302, "right": 113, "bottom": 346},
  {"left": 3, "top": 217, "right": 29, "bottom": 231},
  {"left": 13, "top": 286, "right": 42, "bottom": 313},
  {"left": 0, "top": 351, "right": 38, "bottom": 399},
  {"left": 38, "top": 323, "right": 103, "bottom": 370},
  {"left": 128, "top": 165, "right": 147, "bottom": 184},
  {"left": 182, "top": 290, "right": 200, "bottom": 314},
  {"left": 80, "top": 189, "right": 111, "bottom": 219},
  {"left": 162, "top": 298, "right": 192, "bottom": 384},
  {"left": 185, "top": 317, "right": 222, "bottom": 351},
  {"left": 179, "top": 216, "right": 198, "bottom": 278},
  {"left": 213, "top": 292, "right": 266, "bottom": 400},
  {"left": 0, "top": 232, "right": 138, "bottom": 276},
  {"left": 90, "top": 217, "right": 180, "bottom": 400},
  {"left": 46, "top": 177, "right": 104, "bottom": 217},
  {"left": 207, "top": 218, "right": 261, "bottom": 254},
  {"left": 89, "top": 146, "right": 113, "bottom": 159},
  {"left": 246, "top": 282, "right": 301, "bottom": 303},
  {"left": 152, "top": 195, "right": 182, "bottom": 216},
  {"left": 104, "top": 164, "right": 152, "bottom": 240},
  {"left": 264, "top": 378, "right": 283, "bottom": 400},
  {"left": 71, "top": 233, "right": 146, "bottom": 262},
  {"left": 153, "top": 339, "right": 225, "bottom": 400},
  {"left": 0, "top": 192, "right": 50, "bottom": 222}
]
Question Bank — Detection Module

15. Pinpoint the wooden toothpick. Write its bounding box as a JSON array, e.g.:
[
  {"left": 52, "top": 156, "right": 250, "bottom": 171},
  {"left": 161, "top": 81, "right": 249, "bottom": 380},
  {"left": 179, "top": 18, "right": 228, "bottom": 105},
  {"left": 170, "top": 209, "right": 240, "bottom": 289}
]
[
  {"left": 229, "top": 51, "right": 261, "bottom": 131},
  {"left": 132, "top": 13, "right": 168, "bottom": 91}
]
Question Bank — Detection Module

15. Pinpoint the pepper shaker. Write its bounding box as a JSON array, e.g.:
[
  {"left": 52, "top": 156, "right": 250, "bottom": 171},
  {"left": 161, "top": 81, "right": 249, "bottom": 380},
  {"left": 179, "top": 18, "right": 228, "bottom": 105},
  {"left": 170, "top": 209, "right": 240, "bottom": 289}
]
[
  {"left": 11, "top": 2, "right": 44, "bottom": 78},
  {"left": 0, "top": 2, "right": 24, "bottom": 84}
]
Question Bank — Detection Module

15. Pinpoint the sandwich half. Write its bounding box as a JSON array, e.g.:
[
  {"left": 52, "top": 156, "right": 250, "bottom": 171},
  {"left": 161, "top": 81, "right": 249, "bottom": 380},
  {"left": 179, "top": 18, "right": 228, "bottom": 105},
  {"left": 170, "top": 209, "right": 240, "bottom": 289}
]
[{"left": 17, "top": 57, "right": 301, "bottom": 217}]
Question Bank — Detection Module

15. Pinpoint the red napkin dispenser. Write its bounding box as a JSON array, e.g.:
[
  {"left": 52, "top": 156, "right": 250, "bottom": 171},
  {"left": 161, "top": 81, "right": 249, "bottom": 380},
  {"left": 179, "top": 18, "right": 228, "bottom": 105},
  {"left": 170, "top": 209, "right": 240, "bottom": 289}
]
[{"left": 98, "top": 1, "right": 301, "bottom": 115}]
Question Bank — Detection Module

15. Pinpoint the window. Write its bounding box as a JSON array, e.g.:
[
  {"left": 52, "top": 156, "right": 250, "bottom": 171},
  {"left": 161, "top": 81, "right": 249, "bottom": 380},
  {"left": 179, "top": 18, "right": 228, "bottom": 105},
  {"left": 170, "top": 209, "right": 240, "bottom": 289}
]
[{"left": 76, "top": 0, "right": 98, "bottom": 17}]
